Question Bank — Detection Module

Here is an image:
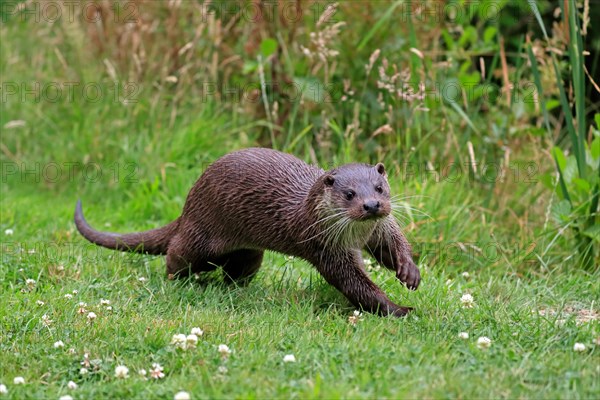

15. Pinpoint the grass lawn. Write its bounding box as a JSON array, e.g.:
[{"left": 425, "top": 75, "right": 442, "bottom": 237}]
[{"left": 1, "top": 167, "right": 598, "bottom": 399}]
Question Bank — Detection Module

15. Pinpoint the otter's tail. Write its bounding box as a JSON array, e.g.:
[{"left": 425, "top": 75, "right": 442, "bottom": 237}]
[{"left": 74, "top": 200, "right": 179, "bottom": 255}]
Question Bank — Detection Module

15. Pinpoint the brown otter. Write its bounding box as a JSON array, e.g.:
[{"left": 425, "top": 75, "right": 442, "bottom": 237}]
[{"left": 74, "top": 148, "right": 420, "bottom": 317}]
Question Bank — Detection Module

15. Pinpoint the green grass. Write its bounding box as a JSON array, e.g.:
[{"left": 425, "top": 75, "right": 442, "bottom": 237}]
[
  {"left": 1, "top": 1, "right": 599, "bottom": 398},
  {"left": 1, "top": 174, "right": 598, "bottom": 399}
]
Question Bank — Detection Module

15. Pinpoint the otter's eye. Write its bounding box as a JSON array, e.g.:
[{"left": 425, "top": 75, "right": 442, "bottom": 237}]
[
  {"left": 375, "top": 185, "right": 383, "bottom": 194},
  {"left": 345, "top": 190, "right": 355, "bottom": 201}
]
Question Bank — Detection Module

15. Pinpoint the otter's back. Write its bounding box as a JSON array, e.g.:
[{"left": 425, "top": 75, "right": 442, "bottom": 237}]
[{"left": 182, "top": 148, "right": 322, "bottom": 249}]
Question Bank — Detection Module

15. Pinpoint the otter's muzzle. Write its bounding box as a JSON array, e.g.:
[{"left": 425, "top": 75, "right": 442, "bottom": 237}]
[{"left": 363, "top": 200, "right": 381, "bottom": 215}]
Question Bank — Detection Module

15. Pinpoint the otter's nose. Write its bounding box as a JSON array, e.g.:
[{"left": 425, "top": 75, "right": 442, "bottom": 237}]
[{"left": 363, "top": 200, "right": 380, "bottom": 214}]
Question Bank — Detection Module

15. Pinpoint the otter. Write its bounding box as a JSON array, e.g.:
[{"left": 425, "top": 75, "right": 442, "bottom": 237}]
[{"left": 74, "top": 148, "right": 420, "bottom": 317}]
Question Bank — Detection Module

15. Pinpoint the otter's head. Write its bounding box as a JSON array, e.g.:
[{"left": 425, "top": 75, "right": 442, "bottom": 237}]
[
  {"left": 303, "top": 162, "right": 392, "bottom": 248},
  {"left": 321, "top": 162, "right": 391, "bottom": 221}
]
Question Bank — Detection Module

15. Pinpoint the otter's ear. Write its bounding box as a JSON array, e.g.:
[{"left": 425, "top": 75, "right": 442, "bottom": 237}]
[
  {"left": 375, "top": 163, "right": 386, "bottom": 176},
  {"left": 323, "top": 174, "right": 335, "bottom": 186}
]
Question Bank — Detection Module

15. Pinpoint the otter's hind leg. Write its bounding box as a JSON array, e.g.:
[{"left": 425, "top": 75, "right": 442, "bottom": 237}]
[
  {"left": 311, "top": 251, "right": 412, "bottom": 317},
  {"left": 366, "top": 219, "right": 420, "bottom": 290},
  {"left": 166, "top": 234, "right": 214, "bottom": 277},
  {"left": 221, "top": 249, "right": 264, "bottom": 284}
]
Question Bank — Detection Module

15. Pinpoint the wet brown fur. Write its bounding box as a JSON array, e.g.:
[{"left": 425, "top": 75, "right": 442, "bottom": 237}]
[{"left": 74, "top": 148, "right": 420, "bottom": 317}]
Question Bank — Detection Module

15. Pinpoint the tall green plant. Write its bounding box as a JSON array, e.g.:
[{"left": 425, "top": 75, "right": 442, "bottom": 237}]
[{"left": 528, "top": 0, "right": 599, "bottom": 270}]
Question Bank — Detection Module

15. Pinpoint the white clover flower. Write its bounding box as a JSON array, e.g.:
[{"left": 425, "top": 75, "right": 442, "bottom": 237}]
[
  {"left": 36, "top": 300, "right": 45, "bottom": 306},
  {"left": 78, "top": 302, "right": 86, "bottom": 307},
  {"left": 0, "top": 384, "right": 7, "bottom": 394},
  {"left": 172, "top": 333, "right": 187, "bottom": 343},
  {"left": 114, "top": 365, "right": 129, "bottom": 379},
  {"left": 186, "top": 334, "right": 198, "bottom": 349},
  {"left": 25, "top": 278, "right": 36, "bottom": 288},
  {"left": 348, "top": 310, "right": 363, "bottom": 325},
  {"left": 79, "top": 368, "right": 88, "bottom": 375},
  {"left": 100, "top": 299, "right": 110, "bottom": 305},
  {"left": 461, "top": 272, "right": 470, "bottom": 279},
  {"left": 13, "top": 377, "right": 25, "bottom": 385},
  {"left": 67, "top": 381, "right": 78, "bottom": 390},
  {"left": 174, "top": 391, "right": 191, "bottom": 400},
  {"left": 476, "top": 336, "right": 492, "bottom": 350},
  {"left": 105, "top": 306, "right": 113, "bottom": 311},
  {"left": 4, "top": 229, "right": 14, "bottom": 236},
  {"left": 217, "top": 366, "right": 228, "bottom": 374},
  {"left": 171, "top": 334, "right": 187, "bottom": 350},
  {"left": 283, "top": 354, "right": 296, "bottom": 363},
  {"left": 218, "top": 344, "right": 231, "bottom": 357},
  {"left": 59, "top": 396, "right": 73, "bottom": 400},
  {"left": 68, "top": 348, "right": 76, "bottom": 355},
  {"left": 72, "top": 290, "right": 78, "bottom": 295},
  {"left": 460, "top": 293, "right": 475, "bottom": 308},
  {"left": 138, "top": 369, "right": 147, "bottom": 378},
  {"left": 573, "top": 342, "right": 586, "bottom": 352},
  {"left": 53, "top": 340, "right": 65, "bottom": 348},
  {"left": 458, "top": 332, "right": 469, "bottom": 340},
  {"left": 150, "top": 363, "right": 165, "bottom": 380},
  {"left": 138, "top": 277, "right": 147, "bottom": 283},
  {"left": 87, "top": 312, "right": 97, "bottom": 321},
  {"left": 41, "top": 314, "right": 53, "bottom": 326},
  {"left": 64, "top": 294, "right": 73, "bottom": 299},
  {"left": 190, "top": 327, "right": 203, "bottom": 336}
]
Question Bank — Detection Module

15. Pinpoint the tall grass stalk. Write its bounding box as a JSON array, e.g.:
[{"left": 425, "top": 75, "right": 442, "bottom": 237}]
[{"left": 528, "top": 0, "right": 599, "bottom": 270}]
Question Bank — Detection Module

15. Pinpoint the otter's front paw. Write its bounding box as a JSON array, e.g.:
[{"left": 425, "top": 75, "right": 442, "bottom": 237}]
[
  {"left": 396, "top": 260, "right": 420, "bottom": 290},
  {"left": 390, "top": 306, "right": 414, "bottom": 317}
]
